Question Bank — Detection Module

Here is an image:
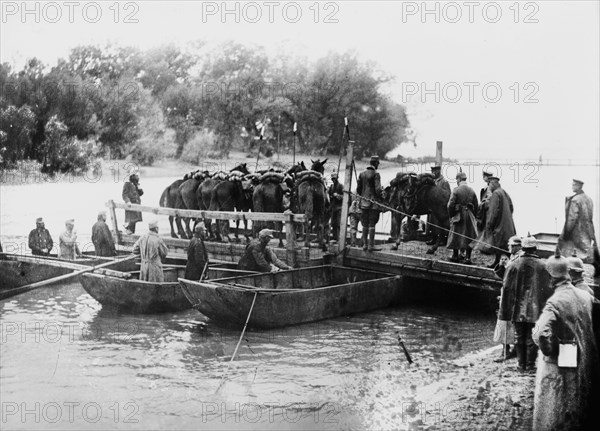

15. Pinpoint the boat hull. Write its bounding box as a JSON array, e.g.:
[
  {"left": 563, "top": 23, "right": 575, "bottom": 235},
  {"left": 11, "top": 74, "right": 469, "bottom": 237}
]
[{"left": 179, "top": 266, "right": 405, "bottom": 328}]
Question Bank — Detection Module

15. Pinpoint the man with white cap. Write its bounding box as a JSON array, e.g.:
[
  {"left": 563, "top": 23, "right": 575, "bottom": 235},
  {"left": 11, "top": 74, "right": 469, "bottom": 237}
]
[
  {"left": 132, "top": 220, "right": 168, "bottom": 282},
  {"left": 532, "top": 249, "right": 599, "bottom": 431},
  {"left": 559, "top": 178, "right": 597, "bottom": 263},
  {"left": 58, "top": 219, "right": 81, "bottom": 260},
  {"left": 498, "top": 235, "right": 552, "bottom": 372},
  {"left": 238, "top": 228, "right": 293, "bottom": 272},
  {"left": 567, "top": 254, "right": 594, "bottom": 296},
  {"left": 92, "top": 211, "right": 116, "bottom": 257},
  {"left": 28, "top": 217, "right": 53, "bottom": 256}
]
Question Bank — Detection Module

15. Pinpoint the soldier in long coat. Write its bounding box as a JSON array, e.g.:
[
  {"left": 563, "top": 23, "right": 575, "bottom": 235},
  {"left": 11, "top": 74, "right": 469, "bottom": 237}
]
[
  {"left": 558, "top": 179, "right": 596, "bottom": 263},
  {"left": 92, "top": 211, "right": 116, "bottom": 257},
  {"left": 533, "top": 251, "right": 599, "bottom": 431},
  {"left": 473, "top": 176, "right": 516, "bottom": 268},
  {"left": 185, "top": 224, "right": 209, "bottom": 280},
  {"left": 327, "top": 172, "right": 344, "bottom": 241},
  {"left": 122, "top": 173, "right": 144, "bottom": 234},
  {"left": 132, "top": 221, "right": 168, "bottom": 282},
  {"left": 28, "top": 217, "right": 53, "bottom": 256},
  {"left": 58, "top": 219, "right": 81, "bottom": 260},
  {"left": 426, "top": 165, "right": 451, "bottom": 246},
  {"left": 356, "top": 155, "right": 384, "bottom": 251},
  {"left": 446, "top": 171, "right": 478, "bottom": 264},
  {"left": 498, "top": 236, "right": 552, "bottom": 371}
]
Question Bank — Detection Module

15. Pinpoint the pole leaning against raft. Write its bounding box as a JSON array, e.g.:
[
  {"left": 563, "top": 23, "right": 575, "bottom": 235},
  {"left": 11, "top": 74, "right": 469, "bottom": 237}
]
[{"left": 337, "top": 140, "right": 354, "bottom": 265}]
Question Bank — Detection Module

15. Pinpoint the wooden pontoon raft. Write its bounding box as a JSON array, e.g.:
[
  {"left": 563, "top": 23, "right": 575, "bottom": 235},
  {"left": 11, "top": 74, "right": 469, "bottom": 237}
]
[
  {"left": 79, "top": 264, "right": 257, "bottom": 314},
  {"left": 178, "top": 265, "right": 405, "bottom": 328}
]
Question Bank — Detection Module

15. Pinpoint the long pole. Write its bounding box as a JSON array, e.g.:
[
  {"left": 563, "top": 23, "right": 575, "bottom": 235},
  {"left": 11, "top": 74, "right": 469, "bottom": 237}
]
[
  {"left": 277, "top": 115, "right": 281, "bottom": 161},
  {"left": 337, "top": 115, "right": 349, "bottom": 174},
  {"left": 255, "top": 125, "right": 264, "bottom": 172},
  {"left": 292, "top": 122, "right": 297, "bottom": 165},
  {"left": 337, "top": 139, "right": 354, "bottom": 264}
]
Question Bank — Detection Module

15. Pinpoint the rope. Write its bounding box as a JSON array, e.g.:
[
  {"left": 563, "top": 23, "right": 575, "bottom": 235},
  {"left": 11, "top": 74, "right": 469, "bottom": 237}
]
[
  {"left": 344, "top": 190, "right": 509, "bottom": 254},
  {"left": 215, "top": 291, "right": 258, "bottom": 394}
]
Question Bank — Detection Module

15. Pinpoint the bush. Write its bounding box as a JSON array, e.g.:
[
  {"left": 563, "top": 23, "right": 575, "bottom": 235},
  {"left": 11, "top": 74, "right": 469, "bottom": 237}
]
[
  {"left": 124, "top": 128, "right": 177, "bottom": 166},
  {"left": 180, "top": 129, "right": 217, "bottom": 164}
]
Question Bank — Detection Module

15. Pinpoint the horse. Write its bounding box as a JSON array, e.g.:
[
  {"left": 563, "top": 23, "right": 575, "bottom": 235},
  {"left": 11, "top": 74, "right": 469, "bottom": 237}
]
[
  {"left": 388, "top": 172, "right": 450, "bottom": 253},
  {"left": 159, "top": 176, "right": 188, "bottom": 239},
  {"left": 206, "top": 163, "right": 252, "bottom": 242},
  {"left": 178, "top": 170, "right": 210, "bottom": 238},
  {"left": 295, "top": 158, "right": 329, "bottom": 251}
]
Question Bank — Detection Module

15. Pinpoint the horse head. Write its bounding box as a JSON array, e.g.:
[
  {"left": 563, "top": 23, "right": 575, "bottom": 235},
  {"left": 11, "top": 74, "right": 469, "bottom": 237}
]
[
  {"left": 231, "top": 163, "right": 250, "bottom": 175},
  {"left": 310, "top": 158, "right": 327, "bottom": 174}
]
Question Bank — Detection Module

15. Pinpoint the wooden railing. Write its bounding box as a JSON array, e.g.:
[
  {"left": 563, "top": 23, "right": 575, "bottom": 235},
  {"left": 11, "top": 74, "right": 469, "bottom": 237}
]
[{"left": 106, "top": 200, "right": 308, "bottom": 266}]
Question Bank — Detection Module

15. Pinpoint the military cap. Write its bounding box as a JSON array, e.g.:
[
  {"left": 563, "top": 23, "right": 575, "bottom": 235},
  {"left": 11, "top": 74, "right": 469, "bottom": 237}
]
[
  {"left": 507, "top": 235, "right": 522, "bottom": 246},
  {"left": 36, "top": 217, "right": 44, "bottom": 223},
  {"left": 521, "top": 236, "right": 537, "bottom": 249},
  {"left": 98, "top": 210, "right": 107, "bottom": 217},
  {"left": 487, "top": 176, "right": 500, "bottom": 181},
  {"left": 331, "top": 172, "right": 339, "bottom": 179},
  {"left": 370, "top": 155, "right": 380, "bottom": 163},
  {"left": 148, "top": 220, "right": 159, "bottom": 229},
  {"left": 567, "top": 255, "right": 585, "bottom": 273},
  {"left": 65, "top": 219, "right": 75, "bottom": 225},
  {"left": 482, "top": 171, "right": 493, "bottom": 177},
  {"left": 456, "top": 171, "right": 467, "bottom": 180},
  {"left": 194, "top": 223, "right": 206, "bottom": 233},
  {"left": 259, "top": 228, "right": 274, "bottom": 239},
  {"left": 572, "top": 179, "right": 584, "bottom": 185},
  {"left": 546, "top": 249, "right": 569, "bottom": 278},
  {"left": 431, "top": 165, "right": 442, "bottom": 171}
]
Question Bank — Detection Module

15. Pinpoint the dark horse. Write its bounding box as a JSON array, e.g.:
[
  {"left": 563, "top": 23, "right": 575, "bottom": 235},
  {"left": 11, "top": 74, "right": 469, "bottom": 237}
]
[
  {"left": 207, "top": 163, "right": 252, "bottom": 242},
  {"left": 252, "top": 162, "right": 307, "bottom": 247},
  {"left": 388, "top": 172, "right": 450, "bottom": 253},
  {"left": 295, "top": 158, "right": 328, "bottom": 251},
  {"left": 159, "top": 177, "right": 187, "bottom": 239}
]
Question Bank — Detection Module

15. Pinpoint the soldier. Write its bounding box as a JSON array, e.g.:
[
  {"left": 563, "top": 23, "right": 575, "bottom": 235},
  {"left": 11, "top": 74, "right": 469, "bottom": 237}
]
[
  {"left": 474, "top": 176, "right": 517, "bottom": 268},
  {"left": 356, "top": 155, "right": 384, "bottom": 252},
  {"left": 476, "top": 170, "right": 493, "bottom": 231},
  {"left": 91, "top": 211, "right": 116, "bottom": 257},
  {"left": 58, "top": 219, "right": 82, "bottom": 260},
  {"left": 567, "top": 255, "right": 594, "bottom": 296},
  {"left": 348, "top": 198, "right": 362, "bottom": 247},
  {"left": 28, "top": 217, "right": 53, "bottom": 256},
  {"left": 327, "top": 172, "right": 344, "bottom": 242},
  {"left": 533, "top": 250, "right": 599, "bottom": 430},
  {"left": 238, "top": 229, "right": 293, "bottom": 272},
  {"left": 498, "top": 236, "right": 552, "bottom": 372},
  {"left": 446, "top": 171, "right": 478, "bottom": 264},
  {"left": 559, "top": 179, "right": 597, "bottom": 263},
  {"left": 132, "top": 220, "right": 168, "bottom": 282},
  {"left": 426, "top": 165, "right": 451, "bottom": 246},
  {"left": 122, "top": 173, "right": 144, "bottom": 234},
  {"left": 185, "top": 224, "right": 209, "bottom": 280}
]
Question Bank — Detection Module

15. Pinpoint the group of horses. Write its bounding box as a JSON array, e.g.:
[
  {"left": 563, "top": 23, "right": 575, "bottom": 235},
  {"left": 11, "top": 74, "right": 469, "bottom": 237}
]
[
  {"left": 159, "top": 159, "right": 331, "bottom": 250},
  {"left": 160, "top": 162, "right": 451, "bottom": 253}
]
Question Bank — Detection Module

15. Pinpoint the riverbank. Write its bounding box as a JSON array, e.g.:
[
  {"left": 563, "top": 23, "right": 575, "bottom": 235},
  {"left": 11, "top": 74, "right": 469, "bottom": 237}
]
[{"left": 411, "top": 345, "right": 535, "bottom": 431}]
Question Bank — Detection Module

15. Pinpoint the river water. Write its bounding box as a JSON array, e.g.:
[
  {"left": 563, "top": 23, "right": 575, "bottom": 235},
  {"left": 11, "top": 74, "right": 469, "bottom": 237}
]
[{"left": 1, "top": 163, "right": 598, "bottom": 429}]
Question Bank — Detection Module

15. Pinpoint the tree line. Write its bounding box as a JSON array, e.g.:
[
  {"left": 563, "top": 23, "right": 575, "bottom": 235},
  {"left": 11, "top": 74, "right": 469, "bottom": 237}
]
[{"left": 0, "top": 41, "right": 410, "bottom": 174}]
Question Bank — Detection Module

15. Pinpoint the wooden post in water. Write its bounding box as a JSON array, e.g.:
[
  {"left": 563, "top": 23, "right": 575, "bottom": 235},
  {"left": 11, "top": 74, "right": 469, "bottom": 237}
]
[
  {"left": 106, "top": 200, "right": 121, "bottom": 245},
  {"left": 337, "top": 140, "right": 354, "bottom": 265},
  {"left": 435, "top": 141, "right": 443, "bottom": 166},
  {"left": 284, "top": 212, "right": 297, "bottom": 268}
]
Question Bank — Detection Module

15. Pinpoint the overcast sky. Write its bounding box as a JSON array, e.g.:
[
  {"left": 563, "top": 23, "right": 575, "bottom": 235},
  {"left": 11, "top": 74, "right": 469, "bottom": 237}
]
[{"left": 2, "top": 1, "right": 599, "bottom": 161}]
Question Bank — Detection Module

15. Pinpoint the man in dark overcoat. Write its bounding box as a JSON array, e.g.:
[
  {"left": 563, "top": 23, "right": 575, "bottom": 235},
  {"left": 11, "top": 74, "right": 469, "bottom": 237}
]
[
  {"left": 446, "top": 171, "right": 478, "bottom": 264},
  {"left": 185, "top": 224, "right": 209, "bottom": 280},
  {"left": 356, "top": 155, "right": 384, "bottom": 252},
  {"left": 122, "top": 173, "right": 144, "bottom": 234},
  {"left": 498, "top": 236, "right": 552, "bottom": 371},
  {"left": 92, "top": 211, "right": 116, "bottom": 257},
  {"left": 28, "top": 217, "right": 53, "bottom": 256}
]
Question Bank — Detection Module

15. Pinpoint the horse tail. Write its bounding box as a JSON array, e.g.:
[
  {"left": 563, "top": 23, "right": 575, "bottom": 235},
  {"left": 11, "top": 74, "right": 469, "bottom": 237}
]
[
  {"left": 305, "top": 183, "right": 314, "bottom": 219},
  {"left": 159, "top": 187, "right": 169, "bottom": 208}
]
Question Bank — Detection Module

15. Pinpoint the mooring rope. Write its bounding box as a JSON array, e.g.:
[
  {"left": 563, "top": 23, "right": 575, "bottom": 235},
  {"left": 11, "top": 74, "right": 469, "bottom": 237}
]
[
  {"left": 215, "top": 291, "right": 258, "bottom": 394},
  {"left": 344, "top": 190, "right": 509, "bottom": 254}
]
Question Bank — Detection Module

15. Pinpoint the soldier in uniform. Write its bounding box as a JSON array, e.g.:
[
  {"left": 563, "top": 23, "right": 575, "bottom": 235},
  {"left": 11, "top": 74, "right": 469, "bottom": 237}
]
[
  {"left": 348, "top": 198, "right": 362, "bottom": 247},
  {"left": 446, "top": 171, "right": 478, "bottom": 264},
  {"left": 28, "top": 217, "right": 53, "bottom": 256},
  {"left": 559, "top": 179, "right": 596, "bottom": 263},
  {"left": 132, "top": 220, "right": 168, "bottom": 282},
  {"left": 92, "top": 211, "right": 116, "bottom": 257},
  {"left": 122, "top": 173, "right": 144, "bottom": 234},
  {"left": 567, "top": 255, "right": 594, "bottom": 296},
  {"left": 356, "top": 155, "right": 384, "bottom": 252},
  {"left": 238, "top": 229, "right": 293, "bottom": 272},
  {"left": 426, "top": 165, "right": 451, "bottom": 246},
  {"left": 58, "top": 219, "right": 82, "bottom": 260},
  {"left": 185, "top": 224, "right": 209, "bottom": 280},
  {"left": 327, "top": 172, "right": 344, "bottom": 242}
]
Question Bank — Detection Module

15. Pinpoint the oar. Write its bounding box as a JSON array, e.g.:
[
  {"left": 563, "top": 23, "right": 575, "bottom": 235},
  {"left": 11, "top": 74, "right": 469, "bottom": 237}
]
[{"left": 0, "top": 255, "right": 138, "bottom": 300}]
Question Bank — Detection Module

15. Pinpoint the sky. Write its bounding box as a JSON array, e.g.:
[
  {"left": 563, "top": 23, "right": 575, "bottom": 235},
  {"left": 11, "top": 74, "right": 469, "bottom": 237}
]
[{"left": 1, "top": 0, "right": 599, "bottom": 162}]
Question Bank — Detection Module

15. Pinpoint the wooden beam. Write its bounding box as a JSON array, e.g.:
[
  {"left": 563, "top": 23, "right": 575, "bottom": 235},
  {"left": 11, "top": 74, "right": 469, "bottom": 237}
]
[
  {"left": 284, "top": 211, "right": 297, "bottom": 267},
  {"left": 337, "top": 140, "right": 353, "bottom": 264},
  {"left": 110, "top": 202, "right": 306, "bottom": 223},
  {"left": 435, "top": 141, "right": 443, "bottom": 166},
  {"left": 107, "top": 200, "right": 121, "bottom": 244}
]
